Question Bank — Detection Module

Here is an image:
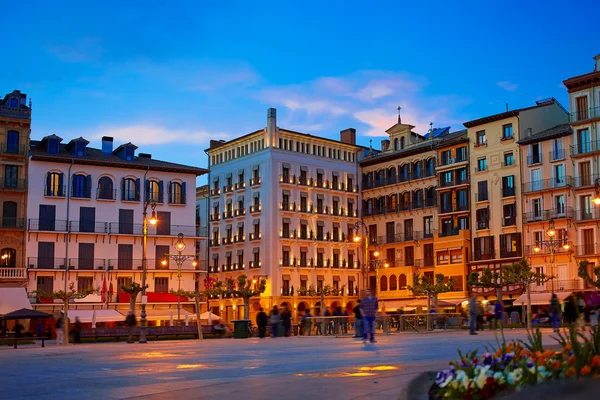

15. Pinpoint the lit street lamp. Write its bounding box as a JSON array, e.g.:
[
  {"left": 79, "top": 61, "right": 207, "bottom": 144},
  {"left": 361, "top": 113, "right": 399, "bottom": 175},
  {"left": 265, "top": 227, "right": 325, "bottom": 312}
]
[
  {"left": 533, "top": 219, "right": 571, "bottom": 292},
  {"left": 162, "top": 233, "right": 197, "bottom": 326},
  {"left": 370, "top": 246, "right": 389, "bottom": 295},
  {"left": 139, "top": 199, "right": 158, "bottom": 344}
]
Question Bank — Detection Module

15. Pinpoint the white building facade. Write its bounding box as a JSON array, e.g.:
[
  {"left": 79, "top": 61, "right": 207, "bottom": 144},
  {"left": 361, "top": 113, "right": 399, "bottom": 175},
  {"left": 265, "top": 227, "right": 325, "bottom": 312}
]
[
  {"left": 207, "top": 109, "right": 367, "bottom": 322},
  {"left": 26, "top": 135, "right": 208, "bottom": 322}
]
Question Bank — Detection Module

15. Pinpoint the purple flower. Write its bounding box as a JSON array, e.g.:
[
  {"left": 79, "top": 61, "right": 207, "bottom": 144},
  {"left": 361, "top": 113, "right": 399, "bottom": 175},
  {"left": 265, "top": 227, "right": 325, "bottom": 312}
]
[{"left": 527, "top": 361, "right": 535, "bottom": 368}]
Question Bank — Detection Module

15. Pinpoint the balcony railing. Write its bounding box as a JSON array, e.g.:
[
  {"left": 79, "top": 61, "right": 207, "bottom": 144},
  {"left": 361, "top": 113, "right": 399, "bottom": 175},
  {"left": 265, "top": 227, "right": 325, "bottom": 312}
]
[
  {"left": 570, "top": 140, "right": 600, "bottom": 157},
  {"left": 476, "top": 220, "right": 489, "bottom": 230},
  {"left": 473, "top": 249, "right": 496, "bottom": 261},
  {"left": 523, "top": 207, "right": 574, "bottom": 223},
  {"left": 69, "top": 221, "right": 108, "bottom": 234},
  {"left": 67, "top": 258, "right": 107, "bottom": 270},
  {"left": 438, "top": 202, "right": 469, "bottom": 214},
  {"left": 235, "top": 182, "right": 246, "bottom": 190},
  {"left": 438, "top": 156, "right": 467, "bottom": 167},
  {"left": 222, "top": 211, "right": 233, "bottom": 219},
  {"left": 210, "top": 213, "right": 220, "bottom": 221},
  {"left": 27, "top": 257, "right": 67, "bottom": 269},
  {"left": 374, "top": 230, "right": 437, "bottom": 245},
  {"left": 549, "top": 149, "right": 565, "bottom": 162},
  {"left": 222, "top": 237, "right": 234, "bottom": 245},
  {"left": 569, "top": 106, "right": 600, "bottom": 124},
  {"left": 234, "top": 208, "right": 246, "bottom": 216},
  {"left": 362, "top": 198, "right": 436, "bottom": 217},
  {"left": 575, "top": 244, "right": 600, "bottom": 257},
  {"left": 249, "top": 261, "right": 261, "bottom": 269},
  {"left": 279, "top": 174, "right": 296, "bottom": 184},
  {"left": 249, "top": 232, "right": 261, "bottom": 241},
  {"left": 502, "top": 215, "right": 517, "bottom": 227},
  {"left": 96, "top": 188, "right": 117, "bottom": 200},
  {"left": 279, "top": 202, "right": 295, "bottom": 211},
  {"left": 210, "top": 187, "right": 220, "bottom": 196},
  {"left": 44, "top": 185, "right": 66, "bottom": 197},
  {"left": 71, "top": 187, "right": 92, "bottom": 199},
  {"left": 476, "top": 192, "right": 489, "bottom": 202},
  {"left": 298, "top": 176, "right": 312, "bottom": 186},
  {"left": 439, "top": 176, "right": 469, "bottom": 188},
  {"left": 522, "top": 176, "right": 574, "bottom": 193},
  {"left": 0, "top": 106, "right": 30, "bottom": 119},
  {"left": 0, "top": 143, "right": 27, "bottom": 155},
  {"left": 500, "top": 247, "right": 522, "bottom": 259},
  {"left": 527, "top": 154, "right": 543, "bottom": 165},
  {"left": 346, "top": 184, "right": 359, "bottom": 193},
  {"left": 1, "top": 217, "right": 25, "bottom": 229},
  {"left": 0, "top": 267, "right": 27, "bottom": 279},
  {"left": 106, "top": 223, "right": 202, "bottom": 237},
  {"left": 223, "top": 184, "right": 234, "bottom": 193},
  {"left": 0, "top": 178, "right": 27, "bottom": 190},
  {"left": 28, "top": 219, "right": 68, "bottom": 232},
  {"left": 209, "top": 238, "right": 219, "bottom": 247},
  {"left": 249, "top": 204, "right": 262, "bottom": 213},
  {"left": 573, "top": 174, "right": 600, "bottom": 188},
  {"left": 573, "top": 208, "right": 600, "bottom": 222},
  {"left": 250, "top": 177, "right": 261, "bottom": 186},
  {"left": 524, "top": 243, "right": 570, "bottom": 257},
  {"left": 363, "top": 171, "right": 435, "bottom": 190},
  {"left": 531, "top": 279, "right": 585, "bottom": 293}
]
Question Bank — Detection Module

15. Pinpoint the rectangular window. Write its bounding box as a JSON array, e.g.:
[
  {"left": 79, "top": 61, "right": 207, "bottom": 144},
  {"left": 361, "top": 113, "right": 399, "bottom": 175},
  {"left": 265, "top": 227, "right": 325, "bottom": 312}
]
[
  {"left": 502, "top": 124, "right": 513, "bottom": 139},
  {"left": 530, "top": 143, "right": 542, "bottom": 164},
  {"left": 154, "top": 277, "right": 169, "bottom": 293},
  {"left": 437, "top": 252, "right": 449, "bottom": 265},
  {"left": 456, "top": 146, "right": 467, "bottom": 162},
  {"left": 79, "top": 207, "right": 96, "bottom": 233},
  {"left": 37, "top": 276, "right": 53, "bottom": 294},
  {"left": 503, "top": 152, "right": 514, "bottom": 167},
  {"left": 450, "top": 250, "right": 462, "bottom": 264},
  {"left": 503, "top": 203, "right": 516, "bottom": 226},
  {"left": 6, "top": 131, "right": 19, "bottom": 154},
  {"left": 37, "top": 241, "right": 55, "bottom": 269},
  {"left": 4, "top": 165, "right": 18, "bottom": 188},
  {"left": 554, "top": 164, "right": 565, "bottom": 187},
  {"left": 424, "top": 244, "right": 434, "bottom": 266},
  {"left": 78, "top": 243, "right": 95, "bottom": 270},
  {"left": 576, "top": 95, "right": 589, "bottom": 121},
  {"left": 118, "top": 209, "right": 134, "bottom": 234},
  {"left": 500, "top": 232, "right": 522, "bottom": 258},
  {"left": 424, "top": 216, "right": 433, "bottom": 237},
  {"left": 476, "top": 130, "right": 486, "bottom": 145},
  {"left": 476, "top": 207, "right": 489, "bottom": 230},
  {"left": 477, "top": 158, "right": 487, "bottom": 172},
  {"left": 155, "top": 245, "right": 169, "bottom": 269},
  {"left": 477, "top": 180, "right": 488, "bottom": 201},
  {"left": 405, "top": 246, "right": 414, "bottom": 266},
  {"left": 502, "top": 175, "right": 515, "bottom": 197},
  {"left": 117, "top": 244, "right": 133, "bottom": 270},
  {"left": 77, "top": 277, "right": 93, "bottom": 292}
]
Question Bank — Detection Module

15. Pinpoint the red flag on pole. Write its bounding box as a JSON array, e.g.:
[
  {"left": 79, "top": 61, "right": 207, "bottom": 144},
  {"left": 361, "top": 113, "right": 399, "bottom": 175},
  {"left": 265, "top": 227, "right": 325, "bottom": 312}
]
[{"left": 101, "top": 276, "right": 107, "bottom": 302}]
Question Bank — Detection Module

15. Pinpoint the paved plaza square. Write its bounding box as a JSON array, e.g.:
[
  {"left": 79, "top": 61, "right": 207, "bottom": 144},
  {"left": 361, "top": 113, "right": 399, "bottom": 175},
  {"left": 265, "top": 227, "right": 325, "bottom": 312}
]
[{"left": 0, "top": 329, "right": 558, "bottom": 400}]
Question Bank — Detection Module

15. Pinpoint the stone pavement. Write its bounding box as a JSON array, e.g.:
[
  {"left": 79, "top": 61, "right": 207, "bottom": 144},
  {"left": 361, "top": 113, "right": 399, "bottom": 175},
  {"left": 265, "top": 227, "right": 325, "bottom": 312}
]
[{"left": 0, "top": 329, "right": 558, "bottom": 400}]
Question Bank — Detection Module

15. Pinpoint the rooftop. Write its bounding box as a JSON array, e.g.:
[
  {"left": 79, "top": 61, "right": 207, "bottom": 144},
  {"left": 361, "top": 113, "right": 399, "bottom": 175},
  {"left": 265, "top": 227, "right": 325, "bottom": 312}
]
[
  {"left": 517, "top": 123, "right": 572, "bottom": 145},
  {"left": 463, "top": 98, "right": 559, "bottom": 128}
]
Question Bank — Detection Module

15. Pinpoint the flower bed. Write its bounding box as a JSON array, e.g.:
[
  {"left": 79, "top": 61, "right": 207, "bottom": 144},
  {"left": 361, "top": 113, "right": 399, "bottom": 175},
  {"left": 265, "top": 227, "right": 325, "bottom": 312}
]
[{"left": 430, "top": 326, "right": 600, "bottom": 399}]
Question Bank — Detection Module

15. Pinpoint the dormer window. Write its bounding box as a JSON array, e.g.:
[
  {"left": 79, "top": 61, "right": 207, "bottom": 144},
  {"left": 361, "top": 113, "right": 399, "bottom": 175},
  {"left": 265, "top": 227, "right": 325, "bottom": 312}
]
[
  {"left": 400, "top": 137, "right": 405, "bottom": 149},
  {"left": 125, "top": 146, "right": 134, "bottom": 161},
  {"left": 9, "top": 98, "right": 18, "bottom": 108},
  {"left": 75, "top": 141, "right": 86, "bottom": 157},
  {"left": 48, "top": 138, "right": 59, "bottom": 155}
]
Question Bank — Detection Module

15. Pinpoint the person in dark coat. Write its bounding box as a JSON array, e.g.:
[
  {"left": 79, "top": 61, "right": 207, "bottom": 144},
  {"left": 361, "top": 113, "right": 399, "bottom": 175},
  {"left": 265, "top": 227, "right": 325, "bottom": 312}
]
[
  {"left": 256, "top": 308, "right": 268, "bottom": 339},
  {"left": 125, "top": 311, "right": 137, "bottom": 343},
  {"left": 73, "top": 317, "right": 82, "bottom": 343},
  {"left": 550, "top": 294, "right": 561, "bottom": 332},
  {"left": 269, "top": 306, "right": 280, "bottom": 338},
  {"left": 281, "top": 307, "right": 292, "bottom": 337},
  {"left": 563, "top": 295, "right": 578, "bottom": 325}
]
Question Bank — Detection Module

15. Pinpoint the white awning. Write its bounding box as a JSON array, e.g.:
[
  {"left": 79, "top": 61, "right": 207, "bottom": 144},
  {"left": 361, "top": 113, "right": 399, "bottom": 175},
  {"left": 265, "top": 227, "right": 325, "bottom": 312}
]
[
  {"left": 68, "top": 309, "right": 125, "bottom": 323},
  {"left": 73, "top": 293, "right": 103, "bottom": 303},
  {"left": 142, "top": 309, "right": 182, "bottom": 321},
  {"left": 0, "top": 288, "right": 32, "bottom": 315},
  {"left": 513, "top": 292, "right": 571, "bottom": 306}
]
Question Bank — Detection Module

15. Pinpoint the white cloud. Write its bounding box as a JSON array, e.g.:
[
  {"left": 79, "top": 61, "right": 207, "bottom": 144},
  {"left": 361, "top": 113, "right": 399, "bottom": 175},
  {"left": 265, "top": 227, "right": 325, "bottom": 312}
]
[
  {"left": 497, "top": 81, "right": 519, "bottom": 92},
  {"left": 47, "top": 37, "right": 105, "bottom": 63},
  {"left": 90, "top": 125, "right": 231, "bottom": 146}
]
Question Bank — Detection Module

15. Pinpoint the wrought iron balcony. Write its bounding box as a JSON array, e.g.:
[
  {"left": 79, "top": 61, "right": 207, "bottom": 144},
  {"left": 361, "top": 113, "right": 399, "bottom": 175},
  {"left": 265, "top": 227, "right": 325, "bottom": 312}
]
[
  {"left": 569, "top": 106, "right": 600, "bottom": 124},
  {"left": 522, "top": 176, "right": 574, "bottom": 193},
  {"left": 0, "top": 178, "right": 27, "bottom": 190},
  {"left": 570, "top": 140, "right": 600, "bottom": 157}
]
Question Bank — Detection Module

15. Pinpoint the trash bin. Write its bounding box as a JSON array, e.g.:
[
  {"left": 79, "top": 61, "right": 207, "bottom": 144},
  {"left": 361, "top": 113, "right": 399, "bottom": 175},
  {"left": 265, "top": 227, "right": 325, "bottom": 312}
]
[
  {"left": 232, "top": 319, "right": 250, "bottom": 339},
  {"left": 293, "top": 324, "right": 299, "bottom": 336}
]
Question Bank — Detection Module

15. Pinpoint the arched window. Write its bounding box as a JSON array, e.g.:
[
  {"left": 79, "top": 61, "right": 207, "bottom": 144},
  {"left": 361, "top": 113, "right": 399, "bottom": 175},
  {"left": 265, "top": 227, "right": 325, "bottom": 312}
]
[
  {"left": 376, "top": 197, "right": 384, "bottom": 214},
  {"left": 123, "top": 178, "right": 138, "bottom": 201},
  {"left": 389, "top": 194, "right": 397, "bottom": 211},
  {"left": 45, "top": 172, "right": 64, "bottom": 197},
  {"left": 426, "top": 187, "right": 436, "bottom": 206},
  {"left": 72, "top": 173, "right": 90, "bottom": 198},
  {"left": 399, "top": 164, "right": 408, "bottom": 182},
  {"left": 394, "top": 138, "right": 399, "bottom": 151},
  {"left": 402, "top": 192, "right": 410, "bottom": 208},
  {"left": 387, "top": 167, "right": 396, "bottom": 184},
  {"left": 400, "top": 137, "right": 405, "bottom": 149},
  {"left": 380, "top": 276, "right": 388, "bottom": 292},
  {"left": 390, "top": 275, "right": 398, "bottom": 291},
  {"left": 399, "top": 274, "right": 407, "bottom": 289},
  {"left": 413, "top": 161, "right": 421, "bottom": 179},
  {"left": 366, "top": 199, "right": 373, "bottom": 214},
  {"left": 169, "top": 182, "right": 185, "bottom": 204},
  {"left": 0, "top": 248, "right": 16, "bottom": 268},
  {"left": 376, "top": 170, "right": 384, "bottom": 186},
  {"left": 146, "top": 180, "right": 163, "bottom": 202},
  {"left": 2, "top": 201, "right": 17, "bottom": 228},
  {"left": 427, "top": 158, "right": 435, "bottom": 176},
  {"left": 414, "top": 190, "right": 423, "bottom": 207},
  {"left": 97, "top": 176, "right": 114, "bottom": 200}
]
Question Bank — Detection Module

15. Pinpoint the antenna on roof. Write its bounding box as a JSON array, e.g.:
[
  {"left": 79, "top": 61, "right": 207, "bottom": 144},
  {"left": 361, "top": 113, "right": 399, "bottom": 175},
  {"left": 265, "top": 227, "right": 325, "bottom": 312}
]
[
  {"left": 506, "top": 103, "right": 509, "bottom": 112},
  {"left": 397, "top": 106, "right": 402, "bottom": 124},
  {"left": 369, "top": 139, "right": 373, "bottom": 156}
]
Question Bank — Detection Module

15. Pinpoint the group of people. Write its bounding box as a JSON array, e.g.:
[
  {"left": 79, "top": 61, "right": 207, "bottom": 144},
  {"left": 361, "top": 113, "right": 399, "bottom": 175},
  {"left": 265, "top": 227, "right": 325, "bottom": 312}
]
[
  {"left": 255, "top": 305, "right": 293, "bottom": 338},
  {"left": 468, "top": 293, "right": 504, "bottom": 335},
  {"left": 253, "top": 289, "right": 380, "bottom": 343}
]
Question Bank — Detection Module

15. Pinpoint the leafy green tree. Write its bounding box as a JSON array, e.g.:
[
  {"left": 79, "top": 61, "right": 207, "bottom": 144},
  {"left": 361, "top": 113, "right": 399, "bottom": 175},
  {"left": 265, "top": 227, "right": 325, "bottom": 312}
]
[
  {"left": 578, "top": 260, "right": 600, "bottom": 290},
  {"left": 503, "top": 258, "right": 553, "bottom": 329},
  {"left": 224, "top": 275, "right": 267, "bottom": 320},
  {"left": 407, "top": 273, "right": 455, "bottom": 311}
]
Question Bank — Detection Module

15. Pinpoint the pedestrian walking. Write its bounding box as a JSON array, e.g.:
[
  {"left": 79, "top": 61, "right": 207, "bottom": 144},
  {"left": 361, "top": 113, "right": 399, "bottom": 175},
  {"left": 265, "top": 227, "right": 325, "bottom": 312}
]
[
  {"left": 125, "top": 311, "right": 137, "bottom": 343},
  {"left": 256, "top": 307, "right": 268, "bottom": 338},
  {"left": 55, "top": 316, "right": 65, "bottom": 345},
  {"left": 73, "top": 317, "right": 82, "bottom": 343},
  {"left": 493, "top": 301, "right": 504, "bottom": 330},
  {"left": 469, "top": 293, "right": 478, "bottom": 335},
  {"left": 269, "top": 305, "right": 280, "bottom": 338},
  {"left": 476, "top": 301, "right": 484, "bottom": 331},
  {"left": 360, "top": 289, "right": 378, "bottom": 343},
  {"left": 550, "top": 293, "right": 561, "bottom": 332},
  {"left": 324, "top": 307, "right": 332, "bottom": 335},
  {"left": 281, "top": 306, "right": 292, "bottom": 337},
  {"left": 302, "top": 309, "right": 312, "bottom": 336},
  {"left": 563, "top": 295, "right": 578, "bottom": 325},
  {"left": 353, "top": 300, "right": 362, "bottom": 338},
  {"left": 342, "top": 308, "right": 349, "bottom": 334}
]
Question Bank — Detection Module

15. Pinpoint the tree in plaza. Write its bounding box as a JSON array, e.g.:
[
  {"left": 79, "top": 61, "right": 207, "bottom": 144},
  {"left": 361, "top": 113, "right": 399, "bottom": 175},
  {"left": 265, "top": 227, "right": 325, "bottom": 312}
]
[
  {"left": 34, "top": 282, "right": 94, "bottom": 345},
  {"left": 224, "top": 275, "right": 267, "bottom": 320},
  {"left": 172, "top": 276, "right": 225, "bottom": 339},
  {"left": 578, "top": 260, "right": 600, "bottom": 289},
  {"left": 467, "top": 267, "right": 508, "bottom": 303},
  {"left": 407, "top": 273, "right": 455, "bottom": 311},
  {"left": 120, "top": 281, "right": 147, "bottom": 314},
  {"left": 318, "top": 284, "right": 333, "bottom": 316},
  {"left": 502, "top": 258, "right": 553, "bottom": 329}
]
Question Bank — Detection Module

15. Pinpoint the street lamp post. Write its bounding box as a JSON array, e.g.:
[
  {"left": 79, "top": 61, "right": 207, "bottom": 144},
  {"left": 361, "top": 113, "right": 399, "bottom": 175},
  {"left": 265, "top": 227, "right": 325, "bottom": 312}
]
[
  {"left": 140, "top": 199, "right": 158, "bottom": 344},
  {"left": 162, "top": 233, "right": 197, "bottom": 326},
  {"left": 533, "top": 219, "right": 571, "bottom": 293},
  {"left": 370, "top": 247, "right": 389, "bottom": 295},
  {"left": 353, "top": 221, "right": 370, "bottom": 294}
]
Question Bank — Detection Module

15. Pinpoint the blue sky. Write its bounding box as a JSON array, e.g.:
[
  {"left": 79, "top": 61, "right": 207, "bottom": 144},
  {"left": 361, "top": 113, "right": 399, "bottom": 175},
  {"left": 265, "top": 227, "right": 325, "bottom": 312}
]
[{"left": 3, "top": 0, "right": 599, "bottom": 172}]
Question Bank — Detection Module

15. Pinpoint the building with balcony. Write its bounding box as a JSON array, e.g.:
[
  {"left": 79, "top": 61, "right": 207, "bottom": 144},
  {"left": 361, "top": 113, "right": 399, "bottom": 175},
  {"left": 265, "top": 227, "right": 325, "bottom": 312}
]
[
  {"left": 26, "top": 135, "right": 208, "bottom": 321},
  {"left": 466, "top": 98, "right": 568, "bottom": 299},
  {"left": 0, "top": 90, "right": 31, "bottom": 287},
  {"left": 195, "top": 185, "right": 209, "bottom": 276},
  {"left": 435, "top": 129, "right": 471, "bottom": 300},
  {"left": 563, "top": 54, "right": 600, "bottom": 284},
  {"left": 206, "top": 108, "right": 365, "bottom": 322}
]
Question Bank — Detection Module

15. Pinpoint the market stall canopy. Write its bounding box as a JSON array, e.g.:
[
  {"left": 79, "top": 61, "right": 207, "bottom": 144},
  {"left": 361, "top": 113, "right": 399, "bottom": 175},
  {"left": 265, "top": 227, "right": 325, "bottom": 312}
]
[
  {"left": 199, "top": 311, "right": 221, "bottom": 321},
  {"left": 2, "top": 308, "right": 52, "bottom": 320},
  {"left": 513, "top": 292, "right": 571, "bottom": 306},
  {"left": 68, "top": 309, "right": 125, "bottom": 323},
  {"left": 0, "top": 288, "right": 32, "bottom": 316}
]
